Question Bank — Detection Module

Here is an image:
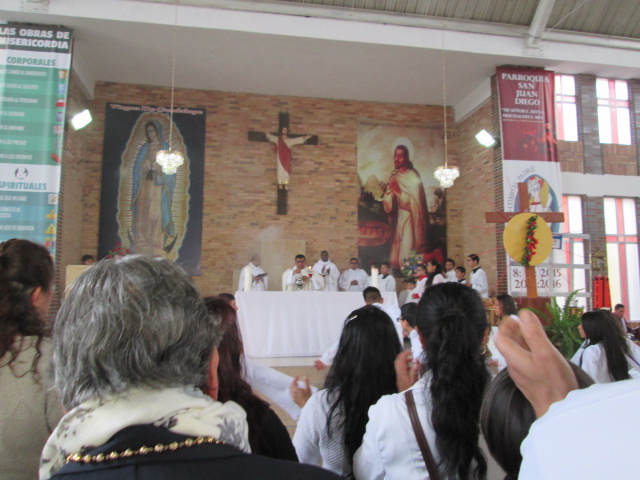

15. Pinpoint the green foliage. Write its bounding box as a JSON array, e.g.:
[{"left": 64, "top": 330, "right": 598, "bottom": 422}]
[{"left": 532, "top": 290, "right": 583, "bottom": 359}]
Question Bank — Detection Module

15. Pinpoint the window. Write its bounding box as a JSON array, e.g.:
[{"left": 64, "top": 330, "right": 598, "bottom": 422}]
[
  {"left": 596, "top": 79, "right": 631, "bottom": 145},
  {"left": 554, "top": 75, "right": 578, "bottom": 141},
  {"left": 604, "top": 197, "right": 639, "bottom": 321},
  {"left": 550, "top": 195, "right": 587, "bottom": 308}
]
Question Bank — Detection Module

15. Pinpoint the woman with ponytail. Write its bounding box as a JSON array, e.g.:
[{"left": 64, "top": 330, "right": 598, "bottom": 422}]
[
  {"left": 354, "top": 282, "right": 490, "bottom": 479},
  {"left": 570, "top": 310, "right": 640, "bottom": 383}
]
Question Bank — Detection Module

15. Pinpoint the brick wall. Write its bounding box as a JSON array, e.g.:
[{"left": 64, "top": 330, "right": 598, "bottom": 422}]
[
  {"left": 51, "top": 72, "right": 91, "bottom": 311},
  {"left": 73, "top": 82, "right": 451, "bottom": 295},
  {"left": 575, "top": 74, "right": 603, "bottom": 175},
  {"left": 454, "top": 94, "right": 498, "bottom": 296},
  {"left": 557, "top": 141, "right": 584, "bottom": 173}
]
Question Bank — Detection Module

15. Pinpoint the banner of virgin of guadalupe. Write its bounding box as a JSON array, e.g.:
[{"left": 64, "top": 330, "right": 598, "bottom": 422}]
[{"left": 99, "top": 103, "right": 206, "bottom": 275}]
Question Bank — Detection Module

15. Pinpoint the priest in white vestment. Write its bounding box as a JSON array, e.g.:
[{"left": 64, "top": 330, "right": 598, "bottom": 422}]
[
  {"left": 237, "top": 254, "right": 268, "bottom": 291},
  {"left": 312, "top": 250, "right": 340, "bottom": 292},
  {"left": 282, "top": 254, "right": 322, "bottom": 291},
  {"left": 338, "top": 257, "right": 369, "bottom": 292}
]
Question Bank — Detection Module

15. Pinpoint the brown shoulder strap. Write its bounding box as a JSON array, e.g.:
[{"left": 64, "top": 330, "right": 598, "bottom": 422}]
[{"left": 405, "top": 389, "right": 441, "bottom": 480}]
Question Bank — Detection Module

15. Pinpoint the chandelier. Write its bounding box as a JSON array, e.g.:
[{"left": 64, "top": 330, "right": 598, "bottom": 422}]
[
  {"left": 434, "top": 165, "right": 459, "bottom": 188},
  {"left": 156, "top": 5, "right": 184, "bottom": 175},
  {"left": 433, "top": 30, "right": 459, "bottom": 189}
]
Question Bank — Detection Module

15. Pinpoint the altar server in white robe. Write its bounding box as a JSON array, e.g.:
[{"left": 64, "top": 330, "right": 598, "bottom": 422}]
[
  {"left": 317, "top": 287, "right": 402, "bottom": 369},
  {"left": 312, "top": 250, "right": 340, "bottom": 292},
  {"left": 283, "top": 254, "right": 323, "bottom": 291},
  {"left": 238, "top": 254, "right": 268, "bottom": 291},
  {"left": 338, "top": 258, "right": 369, "bottom": 292},
  {"left": 367, "top": 261, "right": 396, "bottom": 292}
]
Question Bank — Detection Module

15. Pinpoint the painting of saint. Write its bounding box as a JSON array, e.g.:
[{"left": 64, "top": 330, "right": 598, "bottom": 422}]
[{"left": 358, "top": 122, "right": 446, "bottom": 272}]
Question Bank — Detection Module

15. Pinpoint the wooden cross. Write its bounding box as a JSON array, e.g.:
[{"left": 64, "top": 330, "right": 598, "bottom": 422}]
[
  {"left": 485, "top": 182, "right": 564, "bottom": 298},
  {"left": 248, "top": 112, "right": 318, "bottom": 215}
]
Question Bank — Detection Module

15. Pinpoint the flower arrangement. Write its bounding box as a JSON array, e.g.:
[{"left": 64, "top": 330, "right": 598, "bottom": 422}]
[
  {"left": 521, "top": 215, "right": 539, "bottom": 266},
  {"left": 106, "top": 242, "right": 132, "bottom": 259},
  {"left": 401, "top": 250, "right": 422, "bottom": 278}
]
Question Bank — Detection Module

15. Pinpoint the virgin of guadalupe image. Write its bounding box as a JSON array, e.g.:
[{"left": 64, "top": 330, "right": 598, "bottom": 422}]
[{"left": 117, "top": 113, "right": 189, "bottom": 260}]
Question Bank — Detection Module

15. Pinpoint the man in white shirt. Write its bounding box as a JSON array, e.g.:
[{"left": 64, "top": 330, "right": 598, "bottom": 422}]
[
  {"left": 338, "top": 257, "right": 369, "bottom": 292},
  {"left": 315, "top": 287, "right": 403, "bottom": 369},
  {"left": 237, "top": 254, "right": 268, "bottom": 291},
  {"left": 445, "top": 258, "right": 457, "bottom": 282},
  {"left": 368, "top": 261, "right": 396, "bottom": 292},
  {"left": 282, "top": 254, "right": 320, "bottom": 291},
  {"left": 466, "top": 253, "right": 489, "bottom": 298},
  {"left": 312, "top": 250, "right": 340, "bottom": 291}
]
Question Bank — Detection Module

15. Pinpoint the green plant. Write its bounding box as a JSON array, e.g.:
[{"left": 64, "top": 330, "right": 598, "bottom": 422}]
[{"left": 531, "top": 289, "right": 583, "bottom": 359}]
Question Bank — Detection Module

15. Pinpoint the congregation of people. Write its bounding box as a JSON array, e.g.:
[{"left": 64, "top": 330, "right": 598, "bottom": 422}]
[{"left": 3, "top": 238, "right": 640, "bottom": 480}]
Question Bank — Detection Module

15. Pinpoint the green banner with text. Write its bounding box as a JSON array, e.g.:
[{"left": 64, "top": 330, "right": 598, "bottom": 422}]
[{"left": 0, "top": 23, "right": 73, "bottom": 253}]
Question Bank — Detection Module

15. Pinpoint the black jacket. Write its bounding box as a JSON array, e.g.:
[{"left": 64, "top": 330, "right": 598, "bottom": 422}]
[{"left": 51, "top": 424, "right": 339, "bottom": 480}]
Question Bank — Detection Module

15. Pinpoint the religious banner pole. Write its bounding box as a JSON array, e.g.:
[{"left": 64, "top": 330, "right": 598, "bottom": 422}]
[
  {"left": 248, "top": 112, "right": 318, "bottom": 215},
  {"left": 486, "top": 182, "right": 564, "bottom": 298}
]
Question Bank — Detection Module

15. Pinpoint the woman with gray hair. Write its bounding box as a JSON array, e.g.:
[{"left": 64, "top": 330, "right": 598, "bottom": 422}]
[{"left": 41, "top": 256, "right": 338, "bottom": 480}]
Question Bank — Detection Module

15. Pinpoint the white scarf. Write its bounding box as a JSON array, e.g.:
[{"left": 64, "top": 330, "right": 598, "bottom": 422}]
[{"left": 40, "top": 386, "right": 250, "bottom": 479}]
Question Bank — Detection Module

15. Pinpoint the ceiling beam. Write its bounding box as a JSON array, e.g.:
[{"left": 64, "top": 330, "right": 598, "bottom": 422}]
[{"left": 527, "top": 0, "right": 556, "bottom": 48}]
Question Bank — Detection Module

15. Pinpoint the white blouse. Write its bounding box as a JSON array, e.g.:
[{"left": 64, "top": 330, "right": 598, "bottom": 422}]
[
  {"left": 293, "top": 389, "right": 351, "bottom": 477},
  {"left": 570, "top": 340, "right": 640, "bottom": 383}
]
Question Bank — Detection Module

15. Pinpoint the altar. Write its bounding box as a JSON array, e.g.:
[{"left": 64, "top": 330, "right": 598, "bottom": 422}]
[{"left": 235, "top": 291, "right": 398, "bottom": 357}]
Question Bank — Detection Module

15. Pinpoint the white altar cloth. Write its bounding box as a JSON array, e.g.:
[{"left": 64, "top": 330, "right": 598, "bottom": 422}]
[{"left": 235, "top": 291, "right": 398, "bottom": 357}]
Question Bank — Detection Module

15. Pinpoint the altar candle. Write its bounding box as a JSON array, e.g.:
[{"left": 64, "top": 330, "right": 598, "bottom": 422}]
[
  {"left": 244, "top": 266, "right": 252, "bottom": 291},
  {"left": 371, "top": 267, "right": 379, "bottom": 288}
]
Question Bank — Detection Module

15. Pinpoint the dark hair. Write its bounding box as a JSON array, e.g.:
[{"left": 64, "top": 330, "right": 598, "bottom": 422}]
[
  {"left": 295, "top": 254, "right": 306, "bottom": 261},
  {"left": 468, "top": 253, "right": 480, "bottom": 264},
  {"left": 425, "top": 260, "right": 443, "bottom": 287},
  {"left": 496, "top": 294, "right": 517, "bottom": 317},
  {"left": 614, "top": 303, "right": 624, "bottom": 310},
  {"left": 350, "top": 257, "right": 358, "bottom": 263},
  {"left": 325, "top": 305, "right": 401, "bottom": 463},
  {"left": 218, "top": 292, "right": 236, "bottom": 304},
  {"left": 381, "top": 261, "right": 390, "bottom": 269},
  {"left": 363, "top": 286, "right": 382, "bottom": 303},
  {"left": 446, "top": 258, "right": 455, "bottom": 265},
  {"left": 480, "top": 364, "right": 594, "bottom": 478},
  {"left": 394, "top": 144, "right": 414, "bottom": 169},
  {"left": 81, "top": 254, "right": 94, "bottom": 263},
  {"left": 404, "top": 277, "right": 417, "bottom": 286},
  {"left": 203, "top": 297, "right": 268, "bottom": 452},
  {"left": 581, "top": 310, "right": 630, "bottom": 381},
  {"left": 418, "top": 283, "right": 490, "bottom": 480},
  {"left": 400, "top": 302, "right": 418, "bottom": 328},
  {"left": 0, "top": 239, "right": 53, "bottom": 375},
  {"left": 455, "top": 266, "right": 466, "bottom": 275}
]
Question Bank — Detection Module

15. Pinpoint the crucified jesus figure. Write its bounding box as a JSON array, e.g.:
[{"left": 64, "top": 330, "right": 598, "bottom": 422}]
[{"left": 265, "top": 126, "right": 311, "bottom": 190}]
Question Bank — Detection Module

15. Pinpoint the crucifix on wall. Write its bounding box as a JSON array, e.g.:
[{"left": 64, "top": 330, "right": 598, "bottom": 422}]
[
  {"left": 248, "top": 112, "right": 318, "bottom": 215},
  {"left": 485, "top": 182, "right": 564, "bottom": 298}
]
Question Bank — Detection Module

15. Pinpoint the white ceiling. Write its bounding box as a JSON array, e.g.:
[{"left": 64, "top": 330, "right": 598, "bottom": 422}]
[{"left": 2, "top": 0, "right": 640, "bottom": 120}]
